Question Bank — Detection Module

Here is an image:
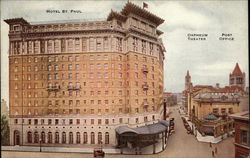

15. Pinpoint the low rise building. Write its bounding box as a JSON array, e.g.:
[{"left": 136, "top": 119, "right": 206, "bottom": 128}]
[
  {"left": 189, "top": 91, "right": 240, "bottom": 138},
  {"left": 230, "top": 111, "right": 250, "bottom": 158}
]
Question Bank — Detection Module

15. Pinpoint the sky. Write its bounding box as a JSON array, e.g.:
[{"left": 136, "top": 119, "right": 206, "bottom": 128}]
[{"left": 1, "top": 0, "right": 249, "bottom": 105}]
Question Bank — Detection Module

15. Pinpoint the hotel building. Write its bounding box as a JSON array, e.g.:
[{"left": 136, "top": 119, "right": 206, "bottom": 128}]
[{"left": 5, "top": 2, "right": 166, "bottom": 149}]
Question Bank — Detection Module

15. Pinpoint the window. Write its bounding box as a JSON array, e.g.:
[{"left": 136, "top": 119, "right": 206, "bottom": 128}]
[
  {"left": 28, "top": 119, "right": 32, "bottom": 125},
  {"left": 27, "top": 131, "right": 32, "bottom": 143},
  {"left": 62, "top": 132, "right": 66, "bottom": 144},
  {"left": 69, "top": 119, "right": 73, "bottom": 125},
  {"left": 212, "top": 108, "right": 218, "bottom": 114},
  {"left": 55, "top": 119, "right": 59, "bottom": 125},
  {"left": 48, "top": 132, "right": 52, "bottom": 143},
  {"left": 104, "top": 63, "right": 108, "bottom": 69},
  {"left": 105, "top": 119, "right": 109, "bottom": 125},
  {"left": 103, "top": 55, "right": 108, "bottom": 60},
  {"left": 34, "top": 132, "right": 39, "bottom": 143},
  {"left": 105, "top": 132, "right": 109, "bottom": 144},
  {"left": 221, "top": 108, "right": 226, "bottom": 114},
  {"left": 34, "top": 119, "right": 38, "bottom": 125},
  {"left": 91, "top": 132, "right": 95, "bottom": 144},
  {"left": 98, "top": 132, "right": 102, "bottom": 144},
  {"left": 69, "top": 132, "right": 73, "bottom": 144},
  {"left": 41, "top": 132, "right": 45, "bottom": 143},
  {"left": 48, "top": 119, "right": 52, "bottom": 125},
  {"left": 55, "top": 132, "right": 59, "bottom": 143},
  {"left": 119, "top": 118, "right": 123, "bottom": 123},
  {"left": 83, "top": 132, "right": 88, "bottom": 144},
  {"left": 76, "top": 132, "right": 80, "bottom": 144},
  {"left": 240, "top": 130, "right": 249, "bottom": 145}
]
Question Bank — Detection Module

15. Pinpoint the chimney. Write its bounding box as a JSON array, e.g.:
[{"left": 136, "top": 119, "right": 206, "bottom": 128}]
[{"left": 216, "top": 83, "right": 220, "bottom": 89}]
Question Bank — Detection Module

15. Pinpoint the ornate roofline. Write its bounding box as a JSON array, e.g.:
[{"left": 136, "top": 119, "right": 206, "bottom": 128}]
[
  {"left": 121, "top": 2, "right": 164, "bottom": 26},
  {"left": 107, "top": 10, "right": 127, "bottom": 22},
  {"left": 4, "top": 18, "right": 30, "bottom": 25}
]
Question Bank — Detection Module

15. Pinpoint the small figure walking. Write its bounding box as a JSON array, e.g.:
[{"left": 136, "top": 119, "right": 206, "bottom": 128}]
[
  {"left": 210, "top": 142, "right": 212, "bottom": 147},
  {"left": 215, "top": 147, "right": 217, "bottom": 154},
  {"left": 212, "top": 151, "right": 215, "bottom": 157}
]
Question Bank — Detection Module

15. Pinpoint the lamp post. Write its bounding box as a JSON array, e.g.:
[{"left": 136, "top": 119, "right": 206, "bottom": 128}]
[{"left": 39, "top": 138, "right": 42, "bottom": 152}]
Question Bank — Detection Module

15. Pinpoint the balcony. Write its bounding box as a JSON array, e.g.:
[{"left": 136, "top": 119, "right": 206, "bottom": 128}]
[
  {"left": 142, "top": 101, "right": 149, "bottom": 108},
  {"left": 142, "top": 84, "right": 149, "bottom": 90},
  {"left": 67, "top": 86, "right": 81, "bottom": 90},
  {"left": 142, "top": 67, "right": 148, "bottom": 73},
  {"left": 47, "top": 85, "right": 60, "bottom": 91}
]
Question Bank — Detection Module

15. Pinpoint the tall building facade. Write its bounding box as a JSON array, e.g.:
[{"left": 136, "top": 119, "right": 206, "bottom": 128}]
[
  {"left": 5, "top": 2, "right": 165, "bottom": 147},
  {"left": 229, "top": 63, "right": 245, "bottom": 90}
]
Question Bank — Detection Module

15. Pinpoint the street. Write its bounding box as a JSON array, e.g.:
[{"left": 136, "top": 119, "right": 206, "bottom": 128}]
[{"left": 2, "top": 106, "right": 235, "bottom": 158}]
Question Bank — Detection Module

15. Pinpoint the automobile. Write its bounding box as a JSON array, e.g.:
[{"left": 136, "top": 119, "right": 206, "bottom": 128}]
[{"left": 93, "top": 148, "right": 105, "bottom": 158}]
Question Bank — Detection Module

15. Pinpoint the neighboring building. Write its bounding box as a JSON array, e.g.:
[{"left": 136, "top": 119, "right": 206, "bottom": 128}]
[
  {"left": 229, "top": 63, "right": 246, "bottom": 90},
  {"left": 163, "top": 92, "right": 177, "bottom": 107},
  {"left": 1, "top": 99, "right": 9, "bottom": 117},
  {"left": 189, "top": 90, "right": 240, "bottom": 138},
  {"left": 5, "top": 2, "right": 166, "bottom": 152},
  {"left": 230, "top": 111, "right": 250, "bottom": 158}
]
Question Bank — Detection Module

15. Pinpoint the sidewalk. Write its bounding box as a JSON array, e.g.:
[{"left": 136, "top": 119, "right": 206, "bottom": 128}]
[{"left": 1, "top": 145, "right": 121, "bottom": 154}]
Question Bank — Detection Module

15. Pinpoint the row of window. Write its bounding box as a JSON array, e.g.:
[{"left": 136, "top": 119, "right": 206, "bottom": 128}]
[
  {"left": 14, "top": 64, "right": 155, "bottom": 74},
  {"left": 13, "top": 97, "right": 156, "bottom": 106},
  {"left": 14, "top": 80, "right": 156, "bottom": 89},
  {"left": 212, "top": 108, "right": 234, "bottom": 114},
  {"left": 13, "top": 106, "right": 156, "bottom": 115},
  {"left": 15, "top": 115, "right": 155, "bottom": 125},
  {"left": 15, "top": 64, "right": 154, "bottom": 72},
  {"left": 13, "top": 72, "right": 156, "bottom": 81},
  {"left": 25, "top": 131, "right": 109, "bottom": 144},
  {"left": 12, "top": 54, "right": 155, "bottom": 64}
]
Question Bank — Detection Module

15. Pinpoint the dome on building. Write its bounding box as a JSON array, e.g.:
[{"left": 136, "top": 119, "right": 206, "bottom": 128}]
[{"left": 204, "top": 113, "right": 218, "bottom": 121}]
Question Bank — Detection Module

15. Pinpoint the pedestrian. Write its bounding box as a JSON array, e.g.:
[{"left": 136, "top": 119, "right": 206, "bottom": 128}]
[
  {"left": 212, "top": 151, "right": 214, "bottom": 157},
  {"left": 210, "top": 142, "right": 212, "bottom": 147},
  {"left": 215, "top": 147, "right": 217, "bottom": 154}
]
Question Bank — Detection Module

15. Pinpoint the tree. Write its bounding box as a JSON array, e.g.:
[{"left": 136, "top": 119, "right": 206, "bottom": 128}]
[{"left": 1, "top": 114, "right": 10, "bottom": 145}]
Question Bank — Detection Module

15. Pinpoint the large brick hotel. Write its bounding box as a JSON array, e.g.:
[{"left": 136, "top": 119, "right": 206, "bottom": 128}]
[{"left": 5, "top": 2, "right": 167, "bottom": 152}]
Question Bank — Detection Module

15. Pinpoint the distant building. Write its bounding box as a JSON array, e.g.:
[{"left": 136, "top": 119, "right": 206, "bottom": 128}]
[
  {"left": 230, "top": 111, "right": 250, "bottom": 158},
  {"left": 229, "top": 63, "right": 246, "bottom": 90},
  {"left": 1, "top": 99, "right": 8, "bottom": 117},
  {"left": 185, "top": 70, "right": 192, "bottom": 90},
  {"left": 163, "top": 92, "right": 177, "bottom": 107}
]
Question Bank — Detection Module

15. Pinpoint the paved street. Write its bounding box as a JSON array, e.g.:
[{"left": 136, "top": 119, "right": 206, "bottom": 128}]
[{"left": 2, "top": 106, "right": 235, "bottom": 158}]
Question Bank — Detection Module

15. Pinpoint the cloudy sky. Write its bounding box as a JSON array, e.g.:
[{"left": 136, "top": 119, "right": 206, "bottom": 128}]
[{"left": 1, "top": 0, "right": 248, "bottom": 105}]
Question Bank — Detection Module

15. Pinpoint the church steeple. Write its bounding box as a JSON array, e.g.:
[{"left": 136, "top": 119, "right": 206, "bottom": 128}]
[
  {"left": 229, "top": 63, "right": 245, "bottom": 90},
  {"left": 185, "top": 70, "right": 191, "bottom": 90}
]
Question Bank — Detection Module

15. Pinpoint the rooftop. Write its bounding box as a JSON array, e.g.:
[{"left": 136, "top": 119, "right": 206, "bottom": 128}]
[
  {"left": 229, "top": 111, "right": 249, "bottom": 121},
  {"left": 116, "top": 120, "right": 169, "bottom": 135},
  {"left": 231, "top": 63, "right": 243, "bottom": 76}
]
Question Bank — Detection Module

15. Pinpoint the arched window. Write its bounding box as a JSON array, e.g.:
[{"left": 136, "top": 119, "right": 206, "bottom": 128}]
[
  {"left": 76, "top": 132, "right": 80, "bottom": 144},
  {"left": 55, "top": 132, "right": 59, "bottom": 143},
  {"left": 69, "top": 132, "right": 73, "bottom": 144},
  {"left": 41, "top": 132, "right": 45, "bottom": 143},
  {"left": 48, "top": 132, "right": 52, "bottom": 144},
  {"left": 62, "top": 132, "right": 66, "bottom": 144},
  {"left": 105, "top": 132, "right": 109, "bottom": 144},
  {"left": 91, "top": 132, "right": 95, "bottom": 144},
  {"left": 34, "top": 132, "right": 39, "bottom": 143},
  {"left": 83, "top": 132, "right": 88, "bottom": 144},
  {"left": 98, "top": 132, "right": 102, "bottom": 144},
  {"left": 27, "top": 131, "right": 32, "bottom": 143}
]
